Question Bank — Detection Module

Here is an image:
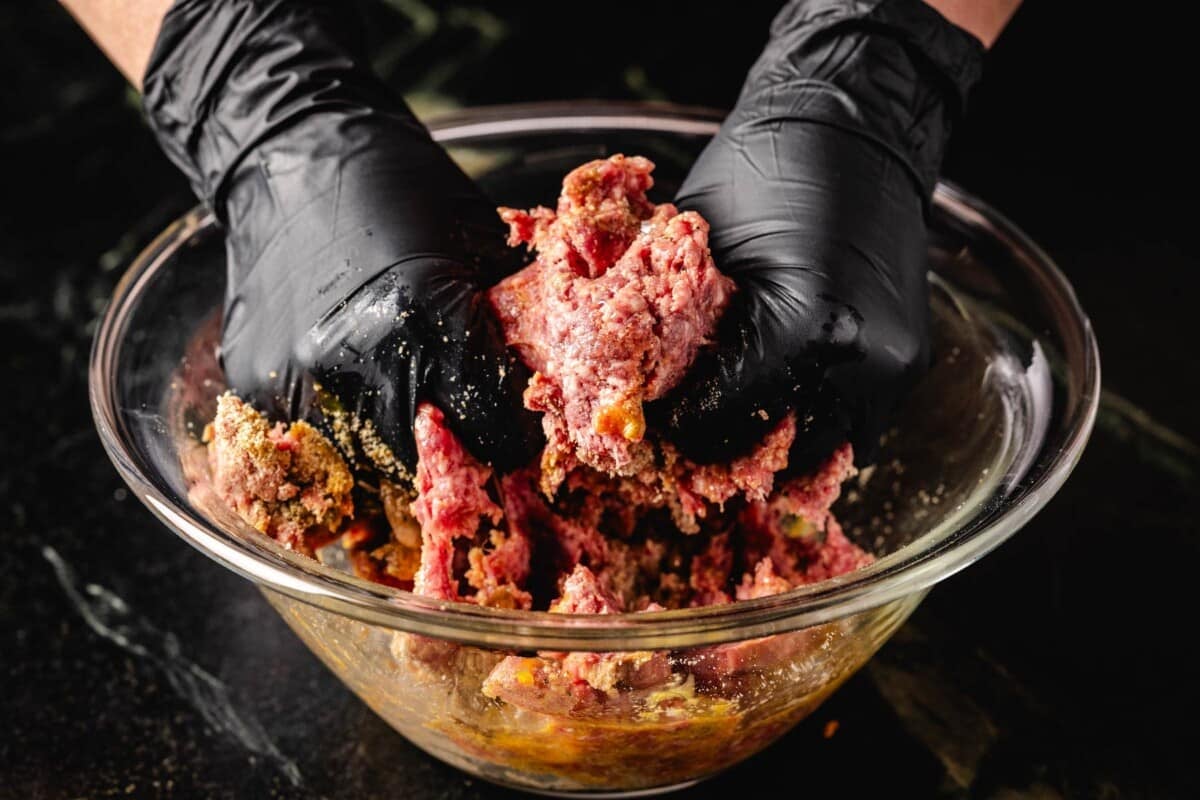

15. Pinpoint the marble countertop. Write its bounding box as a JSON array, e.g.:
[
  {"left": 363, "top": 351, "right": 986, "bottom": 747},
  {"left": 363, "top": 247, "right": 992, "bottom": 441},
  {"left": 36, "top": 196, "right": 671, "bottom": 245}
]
[{"left": 2, "top": 3, "right": 1196, "bottom": 797}]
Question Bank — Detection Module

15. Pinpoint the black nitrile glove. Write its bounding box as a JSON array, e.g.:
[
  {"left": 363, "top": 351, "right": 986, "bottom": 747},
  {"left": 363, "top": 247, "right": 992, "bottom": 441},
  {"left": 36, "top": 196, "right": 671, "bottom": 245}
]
[
  {"left": 654, "top": 0, "right": 984, "bottom": 469},
  {"left": 143, "top": 0, "right": 541, "bottom": 477}
]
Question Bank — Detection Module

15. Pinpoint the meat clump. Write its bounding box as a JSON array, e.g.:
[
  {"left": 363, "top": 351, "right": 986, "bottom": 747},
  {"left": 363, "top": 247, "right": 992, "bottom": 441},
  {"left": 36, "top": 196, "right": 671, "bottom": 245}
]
[
  {"left": 489, "top": 154, "right": 735, "bottom": 484},
  {"left": 205, "top": 392, "right": 353, "bottom": 556}
]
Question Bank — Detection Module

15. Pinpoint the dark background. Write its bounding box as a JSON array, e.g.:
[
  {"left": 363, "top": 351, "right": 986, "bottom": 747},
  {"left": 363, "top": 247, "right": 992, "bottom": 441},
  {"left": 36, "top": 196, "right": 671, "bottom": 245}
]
[{"left": 2, "top": 2, "right": 1196, "bottom": 798}]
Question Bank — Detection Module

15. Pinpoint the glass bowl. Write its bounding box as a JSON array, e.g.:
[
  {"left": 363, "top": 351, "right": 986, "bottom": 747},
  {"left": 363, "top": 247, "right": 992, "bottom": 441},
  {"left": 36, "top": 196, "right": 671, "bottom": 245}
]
[{"left": 90, "top": 102, "right": 1099, "bottom": 796}]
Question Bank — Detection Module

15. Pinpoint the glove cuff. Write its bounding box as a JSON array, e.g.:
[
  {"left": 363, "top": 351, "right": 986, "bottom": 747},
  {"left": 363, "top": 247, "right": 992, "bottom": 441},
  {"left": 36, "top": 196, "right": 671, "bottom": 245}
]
[
  {"left": 142, "top": 0, "right": 387, "bottom": 214},
  {"left": 750, "top": 0, "right": 985, "bottom": 201}
]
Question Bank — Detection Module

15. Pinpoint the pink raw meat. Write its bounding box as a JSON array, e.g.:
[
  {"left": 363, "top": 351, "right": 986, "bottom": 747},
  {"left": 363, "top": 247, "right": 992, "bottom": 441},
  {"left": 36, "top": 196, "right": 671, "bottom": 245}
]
[
  {"left": 205, "top": 392, "right": 353, "bottom": 555},
  {"left": 489, "top": 155, "right": 735, "bottom": 481},
  {"left": 370, "top": 158, "right": 872, "bottom": 619},
  {"left": 484, "top": 565, "right": 672, "bottom": 707},
  {"left": 411, "top": 403, "right": 502, "bottom": 601}
]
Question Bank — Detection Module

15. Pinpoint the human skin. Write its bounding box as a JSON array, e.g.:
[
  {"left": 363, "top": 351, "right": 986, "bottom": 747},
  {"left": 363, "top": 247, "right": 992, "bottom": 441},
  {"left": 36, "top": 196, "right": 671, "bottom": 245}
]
[
  {"left": 924, "top": 0, "right": 1022, "bottom": 48},
  {"left": 61, "top": 0, "right": 1020, "bottom": 92},
  {"left": 58, "top": 0, "right": 173, "bottom": 88}
]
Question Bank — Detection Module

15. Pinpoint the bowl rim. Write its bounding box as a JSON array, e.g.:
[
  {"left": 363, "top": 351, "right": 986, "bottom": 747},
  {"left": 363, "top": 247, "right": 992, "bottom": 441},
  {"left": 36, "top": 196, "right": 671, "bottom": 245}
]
[{"left": 89, "top": 101, "right": 1100, "bottom": 651}]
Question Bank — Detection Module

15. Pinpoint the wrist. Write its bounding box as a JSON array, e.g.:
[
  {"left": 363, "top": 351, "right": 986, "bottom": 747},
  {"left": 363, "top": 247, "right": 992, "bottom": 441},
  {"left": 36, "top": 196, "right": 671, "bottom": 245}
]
[
  {"left": 60, "top": 0, "right": 174, "bottom": 88},
  {"left": 143, "top": 0, "right": 393, "bottom": 208},
  {"left": 921, "top": 0, "right": 1021, "bottom": 48},
  {"left": 743, "top": 0, "right": 984, "bottom": 200}
]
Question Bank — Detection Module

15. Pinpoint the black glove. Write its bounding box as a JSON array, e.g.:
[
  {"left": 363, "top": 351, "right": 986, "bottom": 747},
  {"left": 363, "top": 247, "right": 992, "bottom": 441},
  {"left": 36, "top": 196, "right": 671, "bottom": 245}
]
[
  {"left": 143, "top": 0, "right": 541, "bottom": 476},
  {"left": 653, "top": 0, "right": 983, "bottom": 469}
]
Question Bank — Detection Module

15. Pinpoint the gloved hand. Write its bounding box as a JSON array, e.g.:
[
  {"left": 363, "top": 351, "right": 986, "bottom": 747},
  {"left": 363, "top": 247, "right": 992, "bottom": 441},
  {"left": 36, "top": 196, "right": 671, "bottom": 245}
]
[
  {"left": 653, "top": 0, "right": 984, "bottom": 469},
  {"left": 142, "top": 0, "right": 541, "bottom": 477}
]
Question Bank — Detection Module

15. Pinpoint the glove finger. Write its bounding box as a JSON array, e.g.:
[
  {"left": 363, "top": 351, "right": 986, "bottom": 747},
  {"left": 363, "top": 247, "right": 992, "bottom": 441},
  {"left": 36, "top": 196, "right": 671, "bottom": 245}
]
[
  {"left": 423, "top": 283, "right": 543, "bottom": 474},
  {"left": 292, "top": 260, "right": 540, "bottom": 478},
  {"left": 646, "top": 288, "right": 806, "bottom": 465}
]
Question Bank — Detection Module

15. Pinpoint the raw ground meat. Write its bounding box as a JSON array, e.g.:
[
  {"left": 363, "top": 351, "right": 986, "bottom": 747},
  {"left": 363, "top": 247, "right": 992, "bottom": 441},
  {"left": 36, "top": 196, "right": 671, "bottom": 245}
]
[
  {"left": 405, "top": 405, "right": 860, "bottom": 609},
  {"left": 205, "top": 392, "right": 353, "bottom": 555},
  {"left": 489, "top": 154, "right": 735, "bottom": 481},
  {"left": 354, "top": 157, "right": 870, "bottom": 617},
  {"left": 484, "top": 564, "right": 672, "bottom": 708},
  {"left": 197, "top": 154, "right": 883, "bottom": 789},
  {"left": 497, "top": 154, "right": 654, "bottom": 280},
  {"left": 685, "top": 558, "right": 813, "bottom": 687},
  {"left": 390, "top": 158, "right": 866, "bottom": 618},
  {"left": 739, "top": 442, "right": 872, "bottom": 586},
  {"left": 410, "top": 403, "right": 505, "bottom": 602},
  {"left": 204, "top": 155, "right": 873, "bottom": 705}
]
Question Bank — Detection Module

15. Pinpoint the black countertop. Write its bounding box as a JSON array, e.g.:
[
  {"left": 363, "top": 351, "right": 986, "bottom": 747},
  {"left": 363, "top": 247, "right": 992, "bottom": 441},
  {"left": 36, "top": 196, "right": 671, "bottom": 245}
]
[{"left": 2, "top": 3, "right": 1197, "bottom": 798}]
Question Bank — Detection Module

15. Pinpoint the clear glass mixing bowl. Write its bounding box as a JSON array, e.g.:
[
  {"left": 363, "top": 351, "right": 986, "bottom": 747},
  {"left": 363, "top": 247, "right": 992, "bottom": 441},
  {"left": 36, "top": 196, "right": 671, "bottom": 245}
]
[{"left": 90, "top": 102, "right": 1099, "bottom": 796}]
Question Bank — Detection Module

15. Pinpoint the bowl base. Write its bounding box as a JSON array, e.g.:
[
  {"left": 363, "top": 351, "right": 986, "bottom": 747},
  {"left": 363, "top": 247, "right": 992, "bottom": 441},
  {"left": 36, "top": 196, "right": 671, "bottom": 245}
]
[{"left": 479, "top": 773, "right": 703, "bottom": 798}]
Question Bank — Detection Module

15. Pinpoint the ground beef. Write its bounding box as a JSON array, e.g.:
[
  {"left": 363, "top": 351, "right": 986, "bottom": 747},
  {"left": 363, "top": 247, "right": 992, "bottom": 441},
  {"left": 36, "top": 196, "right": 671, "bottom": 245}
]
[
  {"left": 551, "top": 567, "right": 672, "bottom": 692},
  {"left": 464, "top": 528, "right": 534, "bottom": 610},
  {"left": 665, "top": 412, "right": 797, "bottom": 532},
  {"left": 205, "top": 155, "right": 873, "bottom": 669},
  {"left": 736, "top": 558, "right": 794, "bottom": 601},
  {"left": 200, "top": 156, "right": 882, "bottom": 767},
  {"left": 739, "top": 443, "right": 871, "bottom": 586},
  {"left": 484, "top": 565, "right": 672, "bottom": 707},
  {"left": 489, "top": 155, "right": 735, "bottom": 481},
  {"left": 497, "top": 154, "right": 655, "bottom": 280},
  {"left": 386, "top": 158, "right": 869, "bottom": 615},
  {"left": 550, "top": 563, "right": 625, "bottom": 614},
  {"left": 195, "top": 155, "right": 889, "bottom": 789},
  {"left": 405, "top": 403, "right": 861, "bottom": 610},
  {"left": 341, "top": 517, "right": 420, "bottom": 590},
  {"left": 410, "top": 403, "right": 503, "bottom": 601},
  {"left": 688, "top": 534, "right": 735, "bottom": 607},
  {"left": 481, "top": 655, "right": 609, "bottom": 718},
  {"left": 205, "top": 392, "right": 353, "bottom": 555}
]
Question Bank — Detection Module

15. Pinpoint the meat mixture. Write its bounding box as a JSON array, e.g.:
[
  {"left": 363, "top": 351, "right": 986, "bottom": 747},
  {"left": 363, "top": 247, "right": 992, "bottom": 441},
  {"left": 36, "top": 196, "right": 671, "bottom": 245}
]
[
  {"left": 490, "top": 154, "right": 734, "bottom": 484},
  {"left": 204, "top": 392, "right": 353, "bottom": 556},
  {"left": 201, "top": 155, "right": 875, "bottom": 786}
]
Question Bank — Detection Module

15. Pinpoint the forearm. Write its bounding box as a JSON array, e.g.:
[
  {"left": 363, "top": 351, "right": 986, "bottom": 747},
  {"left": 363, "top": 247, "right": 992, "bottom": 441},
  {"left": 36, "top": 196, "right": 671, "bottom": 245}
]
[
  {"left": 923, "top": 0, "right": 1021, "bottom": 48},
  {"left": 58, "top": 0, "right": 173, "bottom": 88}
]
